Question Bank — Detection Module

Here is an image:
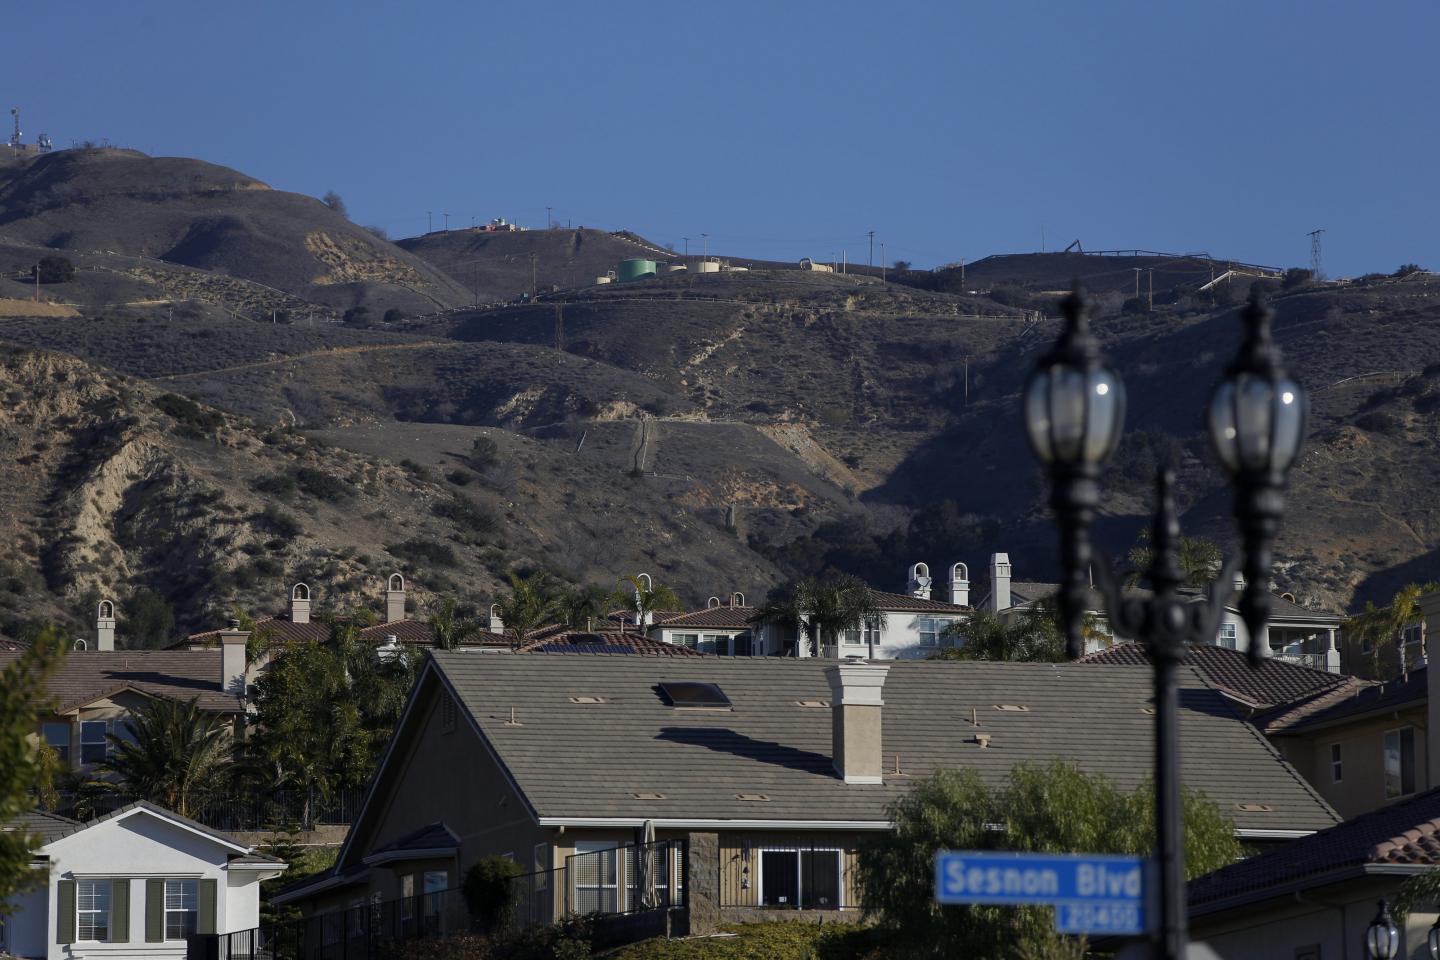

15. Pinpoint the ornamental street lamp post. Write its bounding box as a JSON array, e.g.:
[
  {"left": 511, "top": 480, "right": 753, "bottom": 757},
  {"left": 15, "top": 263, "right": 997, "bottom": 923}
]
[
  {"left": 1367, "top": 900, "right": 1400, "bottom": 960},
  {"left": 1024, "top": 286, "right": 1308, "bottom": 960}
]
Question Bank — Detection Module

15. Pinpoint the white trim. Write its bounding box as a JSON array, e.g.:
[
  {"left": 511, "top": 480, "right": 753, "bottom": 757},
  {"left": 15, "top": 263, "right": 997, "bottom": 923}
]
[
  {"left": 363, "top": 846, "right": 458, "bottom": 866},
  {"left": 1233, "top": 829, "right": 1316, "bottom": 840},
  {"left": 42, "top": 805, "right": 251, "bottom": 856},
  {"left": 536, "top": 817, "right": 891, "bottom": 830}
]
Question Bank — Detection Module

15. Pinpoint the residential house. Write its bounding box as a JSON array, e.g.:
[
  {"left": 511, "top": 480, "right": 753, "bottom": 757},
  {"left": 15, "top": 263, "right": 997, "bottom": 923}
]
[
  {"left": 647, "top": 595, "right": 756, "bottom": 656},
  {"left": 985, "top": 552, "right": 1346, "bottom": 670},
  {"left": 0, "top": 616, "right": 247, "bottom": 774},
  {"left": 0, "top": 800, "right": 285, "bottom": 960},
  {"left": 272, "top": 653, "right": 1338, "bottom": 933},
  {"left": 1188, "top": 788, "right": 1440, "bottom": 960}
]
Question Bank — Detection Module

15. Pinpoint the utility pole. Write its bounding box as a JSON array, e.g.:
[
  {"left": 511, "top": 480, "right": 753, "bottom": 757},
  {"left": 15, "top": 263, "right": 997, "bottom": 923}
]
[
  {"left": 1133, "top": 267, "right": 1142, "bottom": 299},
  {"left": 701, "top": 233, "right": 709, "bottom": 260},
  {"left": 33, "top": 263, "right": 39, "bottom": 301},
  {"left": 546, "top": 206, "right": 552, "bottom": 229},
  {"left": 881, "top": 243, "right": 887, "bottom": 282},
  {"left": 963, "top": 354, "right": 971, "bottom": 405},
  {"left": 443, "top": 212, "right": 450, "bottom": 232},
  {"left": 427, "top": 211, "right": 432, "bottom": 234},
  {"left": 555, "top": 303, "right": 564, "bottom": 355},
  {"left": 868, "top": 231, "right": 875, "bottom": 268},
  {"left": 1147, "top": 268, "right": 1154, "bottom": 311},
  {"left": 682, "top": 237, "right": 689, "bottom": 257},
  {"left": 1308, "top": 229, "right": 1325, "bottom": 280},
  {"left": 530, "top": 252, "right": 538, "bottom": 298},
  {"left": 960, "top": 258, "right": 965, "bottom": 284}
]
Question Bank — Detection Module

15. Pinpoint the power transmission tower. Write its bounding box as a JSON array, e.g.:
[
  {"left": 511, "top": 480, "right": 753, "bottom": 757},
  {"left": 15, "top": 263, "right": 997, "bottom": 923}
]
[{"left": 1308, "top": 229, "right": 1325, "bottom": 280}]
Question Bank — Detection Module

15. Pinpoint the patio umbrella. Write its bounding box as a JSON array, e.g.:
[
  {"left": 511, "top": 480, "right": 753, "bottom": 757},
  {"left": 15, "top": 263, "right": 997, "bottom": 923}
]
[{"left": 636, "top": 819, "right": 657, "bottom": 909}]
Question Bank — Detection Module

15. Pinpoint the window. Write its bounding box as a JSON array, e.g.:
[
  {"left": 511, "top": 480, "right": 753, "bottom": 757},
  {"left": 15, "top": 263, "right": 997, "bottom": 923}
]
[
  {"left": 1403, "top": 624, "right": 1423, "bottom": 647},
  {"left": 1330, "top": 744, "right": 1342, "bottom": 782},
  {"left": 79, "top": 721, "right": 109, "bottom": 765},
  {"left": 759, "top": 848, "right": 842, "bottom": 909},
  {"left": 918, "top": 618, "right": 950, "bottom": 647},
  {"left": 841, "top": 621, "right": 880, "bottom": 647},
  {"left": 42, "top": 722, "right": 70, "bottom": 765},
  {"left": 400, "top": 874, "right": 415, "bottom": 935},
  {"left": 422, "top": 871, "right": 447, "bottom": 934},
  {"left": 1385, "top": 728, "right": 1416, "bottom": 799},
  {"left": 732, "top": 633, "right": 753, "bottom": 657},
  {"left": 1217, "top": 623, "right": 1238, "bottom": 650},
  {"left": 674, "top": 633, "right": 699, "bottom": 650},
  {"left": 572, "top": 841, "right": 619, "bottom": 914},
  {"left": 164, "top": 879, "right": 198, "bottom": 941},
  {"left": 77, "top": 879, "right": 111, "bottom": 942},
  {"left": 698, "top": 634, "right": 729, "bottom": 655}
]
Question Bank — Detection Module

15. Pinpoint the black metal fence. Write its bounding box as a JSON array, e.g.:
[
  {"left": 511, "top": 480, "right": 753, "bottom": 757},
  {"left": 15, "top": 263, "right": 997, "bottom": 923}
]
[
  {"left": 719, "top": 841, "right": 858, "bottom": 912},
  {"left": 59, "top": 786, "right": 367, "bottom": 832},
  {"left": 189, "top": 840, "right": 688, "bottom": 959}
]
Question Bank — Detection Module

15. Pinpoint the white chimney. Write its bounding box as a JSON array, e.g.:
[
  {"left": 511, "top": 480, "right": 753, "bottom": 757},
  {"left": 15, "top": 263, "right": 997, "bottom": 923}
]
[
  {"left": 219, "top": 620, "right": 249, "bottom": 698},
  {"left": 489, "top": 603, "right": 504, "bottom": 634},
  {"left": 949, "top": 563, "right": 970, "bottom": 607},
  {"left": 290, "top": 583, "right": 311, "bottom": 624},
  {"left": 907, "top": 563, "right": 932, "bottom": 600},
  {"left": 1233, "top": 571, "right": 1246, "bottom": 593},
  {"left": 825, "top": 662, "right": 890, "bottom": 784},
  {"left": 989, "top": 553, "right": 1012, "bottom": 613},
  {"left": 96, "top": 599, "right": 116, "bottom": 652},
  {"left": 385, "top": 573, "right": 407, "bottom": 623}
]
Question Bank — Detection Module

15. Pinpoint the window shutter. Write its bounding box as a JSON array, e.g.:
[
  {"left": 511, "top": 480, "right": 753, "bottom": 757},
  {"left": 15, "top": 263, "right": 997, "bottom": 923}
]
[
  {"left": 145, "top": 879, "right": 165, "bottom": 942},
  {"left": 57, "top": 879, "right": 76, "bottom": 944},
  {"left": 198, "top": 878, "right": 217, "bottom": 935},
  {"left": 111, "top": 878, "right": 130, "bottom": 942}
]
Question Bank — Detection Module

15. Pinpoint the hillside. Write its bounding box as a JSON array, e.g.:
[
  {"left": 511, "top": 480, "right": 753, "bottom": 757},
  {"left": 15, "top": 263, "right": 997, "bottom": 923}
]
[{"left": 0, "top": 148, "right": 472, "bottom": 316}]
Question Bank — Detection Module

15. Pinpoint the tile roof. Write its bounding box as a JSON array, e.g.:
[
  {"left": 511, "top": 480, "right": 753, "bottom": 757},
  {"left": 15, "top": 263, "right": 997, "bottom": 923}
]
[
  {"left": 2, "top": 809, "right": 82, "bottom": 844},
  {"left": 1263, "top": 667, "right": 1427, "bottom": 735},
  {"left": 181, "top": 617, "right": 329, "bottom": 646},
  {"left": 1007, "top": 582, "right": 1342, "bottom": 623},
  {"left": 870, "top": 590, "right": 971, "bottom": 613},
  {"left": 429, "top": 654, "right": 1338, "bottom": 833},
  {"left": 1078, "top": 642, "right": 1353, "bottom": 710},
  {"left": 0, "top": 634, "right": 28, "bottom": 651},
  {"left": 0, "top": 649, "right": 242, "bottom": 714},
  {"left": 656, "top": 606, "right": 757, "bottom": 630},
  {"left": 516, "top": 632, "right": 707, "bottom": 656},
  {"left": 1190, "top": 787, "right": 1440, "bottom": 912}
]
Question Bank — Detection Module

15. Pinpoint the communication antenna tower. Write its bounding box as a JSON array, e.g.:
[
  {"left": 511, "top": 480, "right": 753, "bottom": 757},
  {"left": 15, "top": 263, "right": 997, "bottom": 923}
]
[
  {"left": 36, "top": 134, "right": 51, "bottom": 153},
  {"left": 8, "top": 108, "right": 20, "bottom": 149},
  {"left": 1308, "top": 229, "right": 1325, "bottom": 280}
]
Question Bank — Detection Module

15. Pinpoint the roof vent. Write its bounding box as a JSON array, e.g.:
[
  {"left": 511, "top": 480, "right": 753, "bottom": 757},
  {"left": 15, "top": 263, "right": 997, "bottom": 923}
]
[
  {"left": 657, "top": 681, "right": 732, "bottom": 709},
  {"left": 993, "top": 704, "right": 1030, "bottom": 712},
  {"left": 633, "top": 792, "right": 666, "bottom": 801},
  {"left": 1235, "top": 803, "right": 1273, "bottom": 813},
  {"left": 795, "top": 699, "right": 829, "bottom": 708},
  {"left": 735, "top": 793, "right": 770, "bottom": 802},
  {"left": 569, "top": 696, "right": 606, "bottom": 704}
]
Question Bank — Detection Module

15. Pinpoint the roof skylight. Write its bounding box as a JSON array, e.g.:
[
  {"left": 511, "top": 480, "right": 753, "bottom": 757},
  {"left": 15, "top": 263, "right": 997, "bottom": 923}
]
[{"left": 657, "top": 681, "right": 732, "bottom": 709}]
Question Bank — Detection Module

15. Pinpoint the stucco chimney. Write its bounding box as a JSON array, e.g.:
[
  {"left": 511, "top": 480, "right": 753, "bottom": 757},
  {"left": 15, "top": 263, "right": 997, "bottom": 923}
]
[
  {"left": 989, "top": 553, "right": 1012, "bottom": 613},
  {"left": 385, "top": 573, "right": 406, "bottom": 623},
  {"left": 825, "top": 661, "right": 890, "bottom": 784},
  {"left": 907, "top": 563, "right": 932, "bottom": 600},
  {"left": 949, "top": 563, "right": 970, "bottom": 607},
  {"left": 489, "top": 603, "right": 503, "bottom": 634},
  {"left": 96, "top": 599, "right": 116, "bottom": 652},
  {"left": 220, "top": 620, "right": 249, "bottom": 698},
  {"left": 290, "top": 583, "right": 311, "bottom": 624},
  {"left": 1422, "top": 590, "right": 1440, "bottom": 787}
]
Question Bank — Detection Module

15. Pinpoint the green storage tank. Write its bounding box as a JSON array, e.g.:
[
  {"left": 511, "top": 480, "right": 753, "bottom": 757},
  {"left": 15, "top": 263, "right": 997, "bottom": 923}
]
[{"left": 618, "top": 258, "right": 658, "bottom": 282}]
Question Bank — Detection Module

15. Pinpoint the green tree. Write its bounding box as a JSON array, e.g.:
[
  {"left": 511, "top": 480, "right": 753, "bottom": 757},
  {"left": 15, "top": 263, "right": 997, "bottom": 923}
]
[
  {"left": 494, "top": 571, "right": 560, "bottom": 647},
  {"left": 0, "top": 629, "right": 64, "bottom": 909},
  {"left": 610, "top": 574, "right": 682, "bottom": 630},
  {"left": 1345, "top": 582, "right": 1437, "bottom": 678},
  {"left": 556, "top": 583, "right": 611, "bottom": 630},
  {"left": 246, "top": 618, "right": 417, "bottom": 816},
  {"left": 751, "top": 573, "right": 887, "bottom": 657},
  {"left": 935, "top": 604, "right": 1066, "bottom": 663},
  {"left": 34, "top": 255, "right": 75, "bottom": 284},
  {"left": 99, "top": 697, "right": 232, "bottom": 818},
  {"left": 118, "top": 588, "right": 176, "bottom": 649},
  {"left": 427, "top": 596, "right": 481, "bottom": 651},
  {"left": 858, "top": 762, "right": 1242, "bottom": 959},
  {"left": 1126, "top": 530, "right": 1223, "bottom": 588}
]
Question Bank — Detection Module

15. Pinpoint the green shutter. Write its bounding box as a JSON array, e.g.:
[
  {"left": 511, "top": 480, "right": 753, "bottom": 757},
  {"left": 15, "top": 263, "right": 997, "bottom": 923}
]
[
  {"left": 57, "top": 879, "right": 76, "bottom": 944},
  {"left": 111, "top": 878, "right": 130, "bottom": 941},
  {"left": 198, "top": 878, "right": 217, "bottom": 935},
  {"left": 145, "top": 878, "right": 165, "bottom": 942}
]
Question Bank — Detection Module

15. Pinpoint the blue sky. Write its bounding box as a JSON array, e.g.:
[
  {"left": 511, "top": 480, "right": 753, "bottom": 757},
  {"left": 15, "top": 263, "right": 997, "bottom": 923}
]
[{"left": 8, "top": 1, "right": 1436, "bottom": 275}]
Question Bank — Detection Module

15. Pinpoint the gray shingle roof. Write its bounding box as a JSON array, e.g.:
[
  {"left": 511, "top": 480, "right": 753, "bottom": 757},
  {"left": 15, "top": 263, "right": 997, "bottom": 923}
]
[
  {"left": 429, "top": 654, "right": 1338, "bottom": 833},
  {"left": 1079, "top": 642, "right": 1353, "bottom": 710},
  {"left": 2, "top": 809, "right": 82, "bottom": 844},
  {"left": 0, "top": 649, "right": 242, "bottom": 714}
]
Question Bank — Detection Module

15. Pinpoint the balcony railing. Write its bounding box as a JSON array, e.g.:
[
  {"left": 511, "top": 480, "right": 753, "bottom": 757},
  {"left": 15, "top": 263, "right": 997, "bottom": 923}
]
[{"left": 1269, "top": 651, "right": 1330, "bottom": 672}]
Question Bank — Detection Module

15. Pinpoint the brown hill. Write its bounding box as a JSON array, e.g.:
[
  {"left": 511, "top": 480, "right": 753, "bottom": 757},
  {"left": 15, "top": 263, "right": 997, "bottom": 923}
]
[{"left": 0, "top": 148, "right": 473, "bottom": 316}]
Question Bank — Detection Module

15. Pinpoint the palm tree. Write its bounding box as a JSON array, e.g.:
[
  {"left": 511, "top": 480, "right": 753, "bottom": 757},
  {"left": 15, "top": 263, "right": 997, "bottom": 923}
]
[
  {"left": 610, "top": 574, "right": 682, "bottom": 630},
  {"left": 427, "top": 596, "right": 481, "bottom": 651},
  {"left": 1126, "top": 531, "right": 1223, "bottom": 588},
  {"left": 556, "top": 584, "right": 611, "bottom": 630},
  {"left": 1345, "top": 582, "right": 1438, "bottom": 679},
  {"left": 495, "top": 571, "right": 559, "bottom": 647},
  {"left": 100, "top": 697, "right": 232, "bottom": 818},
  {"left": 751, "top": 574, "right": 887, "bottom": 657},
  {"left": 936, "top": 601, "right": 1077, "bottom": 663}
]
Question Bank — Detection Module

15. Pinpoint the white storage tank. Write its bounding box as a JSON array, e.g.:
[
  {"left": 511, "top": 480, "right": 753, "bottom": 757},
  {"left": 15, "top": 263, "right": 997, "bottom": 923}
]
[{"left": 693, "top": 258, "right": 721, "bottom": 274}]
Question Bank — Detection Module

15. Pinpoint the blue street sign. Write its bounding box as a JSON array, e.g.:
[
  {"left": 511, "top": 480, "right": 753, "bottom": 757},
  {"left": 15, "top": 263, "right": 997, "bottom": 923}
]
[{"left": 935, "top": 851, "right": 1147, "bottom": 937}]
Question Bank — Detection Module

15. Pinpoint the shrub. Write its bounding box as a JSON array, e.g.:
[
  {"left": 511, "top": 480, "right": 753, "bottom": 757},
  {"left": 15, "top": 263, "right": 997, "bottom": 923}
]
[
  {"left": 470, "top": 437, "right": 499, "bottom": 470},
  {"left": 1355, "top": 411, "right": 1402, "bottom": 434},
  {"left": 35, "top": 255, "right": 75, "bottom": 283},
  {"left": 380, "top": 936, "right": 492, "bottom": 960},
  {"left": 383, "top": 308, "right": 406, "bottom": 324},
  {"left": 446, "top": 469, "right": 474, "bottom": 487},
  {"left": 1394, "top": 263, "right": 1425, "bottom": 277},
  {"left": 342, "top": 306, "right": 372, "bottom": 327},
  {"left": 119, "top": 588, "right": 175, "bottom": 649},
  {"left": 294, "top": 467, "right": 354, "bottom": 502},
  {"left": 463, "top": 855, "right": 523, "bottom": 936},
  {"left": 252, "top": 473, "right": 298, "bottom": 499},
  {"left": 434, "top": 496, "right": 499, "bottom": 538},
  {"left": 1121, "top": 296, "right": 1147, "bottom": 314},
  {"left": 153, "top": 393, "right": 224, "bottom": 434},
  {"left": 1283, "top": 267, "right": 1314, "bottom": 289},
  {"left": 388, "top": 539, "right": 458, "bottom": 568},
  {"left": 321, "top": 191, "right": 348, "bottom": 218},
  {"left": 261, "top": 506, "right": 303, "bottom": 538}
]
